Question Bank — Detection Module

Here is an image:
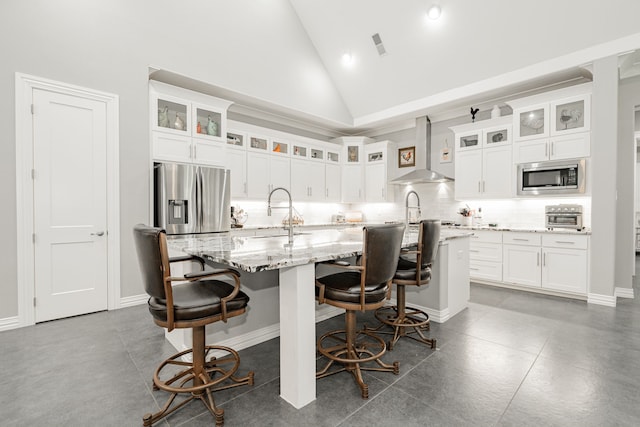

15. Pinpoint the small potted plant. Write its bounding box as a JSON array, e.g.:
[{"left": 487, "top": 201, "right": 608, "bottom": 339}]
[{"left": 458, "top": 206, "right": 473, "bottom": 226}]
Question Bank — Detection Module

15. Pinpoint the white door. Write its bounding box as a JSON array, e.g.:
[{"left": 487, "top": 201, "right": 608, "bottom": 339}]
[
  {"left": 246, "top": 151, "right": 270, "bottom": 199},
  {"left": 33, "top": 89, "right": 108, "bottom": 322},
  {"left": 502, "top": 244, "right": 541, "bottom": 287},
  {"left": 226, "top": 147, "right": 247, "bottom": 198}
]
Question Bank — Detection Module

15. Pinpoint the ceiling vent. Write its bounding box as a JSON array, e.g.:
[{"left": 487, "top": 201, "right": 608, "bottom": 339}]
[{"left": 371, "top": 33, "right": 387, "bottom": 56}]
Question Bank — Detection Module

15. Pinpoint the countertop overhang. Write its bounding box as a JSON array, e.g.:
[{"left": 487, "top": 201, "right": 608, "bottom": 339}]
[{"left": 167, "top": 227, "right": 473, "bottom": 273}]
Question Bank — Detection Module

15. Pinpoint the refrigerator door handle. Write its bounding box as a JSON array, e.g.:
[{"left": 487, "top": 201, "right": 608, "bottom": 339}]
[{"left": 196, "top": 166, "right": 203, "bottom": 233}]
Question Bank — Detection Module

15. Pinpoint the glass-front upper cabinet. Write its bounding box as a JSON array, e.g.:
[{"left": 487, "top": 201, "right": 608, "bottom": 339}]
[
  {"left": 193, "top": 103, "right": 223, "bottom": 140},
  {"left": 550, "top": 95, "right": 590, "bottom": 136},
  {"left": 483, "top": 124, "right": 511, "bottom": 148},
  {"left": 456, "top": 131, "right": 481, "bottom": 151},
  {"left": 346, "top": 144, "right": 360, "bottom": 163},
  {"left": 248, "top": 134, "right": 269, "bottom": 152},
  {"left": 226, "top": 130, "right": 246, "bottom": 148},
  {"left": 292, "top": 144, "right": 308, "bottom": 158},
  {"left": 514, "top": 104, "right": 549, "bottom": 141},
  {"left": 154, "top": 95, "right": 190, "bottom": 135},
  {"left": 327, "top": 150, "right": 340, "bottom": 163},
  {"left": 271, "top": 139, "right": 289, "bottom": 156},
  {"left": 310, "top": 147, "right": 324, "bottom": 161}
]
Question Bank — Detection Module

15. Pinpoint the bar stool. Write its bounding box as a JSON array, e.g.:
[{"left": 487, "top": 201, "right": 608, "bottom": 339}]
[
  {"left": 374, "top": 219, "right": 440, "bottom": 350},
  {"left": 133, "top": 224, "right": 254, "bottom": 427},
  {"left": 315, "top": 223, "right": 405, "bottom": 398}
]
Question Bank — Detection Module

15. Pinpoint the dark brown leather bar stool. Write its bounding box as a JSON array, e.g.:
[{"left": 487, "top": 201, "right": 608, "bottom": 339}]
[
  {"left": 315, "top": 223, "right": 405, "bottom": 398},
  {"left": 373, "top": 219, "right": 440, "bottom": 350},
  {"left": 133, "top": 224, "right": 254, "bottom": 427}
]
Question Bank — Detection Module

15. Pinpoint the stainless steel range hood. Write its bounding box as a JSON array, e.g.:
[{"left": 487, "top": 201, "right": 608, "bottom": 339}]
[{"left": 390, "top": 116, "right": 454, "bottom": 184}]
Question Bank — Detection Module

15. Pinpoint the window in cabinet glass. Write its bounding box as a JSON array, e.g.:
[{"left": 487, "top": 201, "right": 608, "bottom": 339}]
[
  {"left": 310, "top": 148, "right": 323, "bottom": 160},
  {"left": 519, "top": 108, "right": 545, "bottom": 137},
  {"left": 195, "top": 108, "right": 221, "bottom": 138},
  {"left": 250, "top": 136, "right": 268, "bottom": 150},
  {"left": 272, "top": 140, "right": 288, "bottom": 154},
  {"left": 227, "top": 131, "right": 244, "bottom": 147},
  {"left": 459, "top": 134, "right": 479, "bottom": 149},
  {"left": 486, "top": 129, "right": 508, "bottom": 146},
  {"left": 327, "top": 152, "right": 339, "bottom": 162},
  {"left": 554, "top": 100, "right": 585, "bottom": 132},
  {"left": 157, "top": 98, "right": 188, "bottom": 132},
  {"left": 293, "top": 145, "right": 307, "bottom": 157},
  {"left": 347, "top": 146, "right": 359, "bottom": 162}
]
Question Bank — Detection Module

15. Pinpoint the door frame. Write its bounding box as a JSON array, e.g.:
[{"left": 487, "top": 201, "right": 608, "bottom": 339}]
[{"left": 15, "top": 73, "right": 120, "bottom": 327}]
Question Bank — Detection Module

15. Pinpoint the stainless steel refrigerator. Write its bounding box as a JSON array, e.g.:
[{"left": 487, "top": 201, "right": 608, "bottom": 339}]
[{"left": 154, "top": 162, "right": 231, "bottom": 234}]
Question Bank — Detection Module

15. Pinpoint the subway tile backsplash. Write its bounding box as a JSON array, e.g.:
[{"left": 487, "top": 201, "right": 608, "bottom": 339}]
[{"left": 233, "top": 182, "right": 591, "bottom": 229}]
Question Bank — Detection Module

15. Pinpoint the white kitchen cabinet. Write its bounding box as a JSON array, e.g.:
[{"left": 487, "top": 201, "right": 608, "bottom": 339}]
[
  {"left": 452, "top": 117, "right": 512, "bottom": 200},
  {"left": 150, "top": 81, "right": 231, "bottom": 166},
  {"left": 482, "top": 146, "right": 513, "bottom": 198},
  {"left": 364, "top": 141, "right": 395, "bottom": 203},
  {"left": 540, "top": 234, "right": 588, "bottom": 294},
  {"left": 513, "top": 132, "right": 590, "bottom": 163},
  {"left": 342, "top": 165, "right": 364, "bottom": 203},
  {"left": 152, "top": 133, "right": 192, "bottom": 164},
  {"left": 291, "top": 158, "right": 324, "bottom": 201},
  {"left": 226, "top": 146, "right": 247, "bottom": 198},
  {"left": 502, "top": 232, "right": 588, "bottom": 294},
  {"left": 455, "top": 150, "right": 483, "bottom": 198},
  {"left": 509, "top": 85, "right": 591, "bottom": 164},
  {"left": 325, "top": 162, "right": 342, "bottom": 202},
  {"left": 502, "top": 244, "right": 541, "bottom": 287},
  {"left": 469, "top": 231, "right": 503, "bottom": 282},
  {"left": 247, "top": 151, "right": 291, "bottom": 200},
  {"left": 455, "top": 146, "right": 512, "bottom": 199}
]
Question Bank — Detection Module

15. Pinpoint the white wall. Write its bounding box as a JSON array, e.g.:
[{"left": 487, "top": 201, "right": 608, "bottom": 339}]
[
  {"left": 590, "top": 56, "right": 619, "bottom": 298},
  {"left": 0, "top": 0, "right": 349, "bottom": 318},
  {"left": 616, "top": 75, "right": 640, "bottom": 287}
]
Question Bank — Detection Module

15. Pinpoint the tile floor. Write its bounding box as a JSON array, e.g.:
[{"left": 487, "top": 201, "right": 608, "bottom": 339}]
[{"left": 2, "top": 272, "right": 640, "bottom": 426}]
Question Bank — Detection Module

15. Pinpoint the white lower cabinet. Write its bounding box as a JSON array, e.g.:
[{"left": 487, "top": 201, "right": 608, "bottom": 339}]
[
  {"left": 501, "top": 232, "right": 588, "bottom": 294},
  {"left": 469, "top": 231, "right": 503, "bottom": 282},
  {"left": 540, "top": 234, "right": 588, "bottom": 293},
  {"left": 502, "top": 244, "right": 541, "bottom": 287}
]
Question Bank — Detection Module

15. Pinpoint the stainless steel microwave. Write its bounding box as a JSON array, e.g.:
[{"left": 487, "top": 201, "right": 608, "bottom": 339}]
[{"left": 517, "top": 159, "right": 585, "bottom": 195}]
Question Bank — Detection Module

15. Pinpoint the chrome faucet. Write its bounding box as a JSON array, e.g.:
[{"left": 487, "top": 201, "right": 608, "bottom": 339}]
[
  {"left": 405, "top": 190, "right": 421, "bottom": 225},
  {"left": 267, "top": 187, "right": 294, "bottom": 247}
]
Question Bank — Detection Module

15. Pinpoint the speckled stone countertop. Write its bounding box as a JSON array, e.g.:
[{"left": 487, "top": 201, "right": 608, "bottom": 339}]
[
  {"left": 167, "top": 227, "right": 473, "bottom": 273},
  {"left": 444, "top": 225, "right": 591, "bottom": 235}
]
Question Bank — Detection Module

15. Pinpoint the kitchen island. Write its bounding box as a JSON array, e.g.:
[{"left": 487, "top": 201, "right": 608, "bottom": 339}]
[{"left": 167, "top": 226, "right": 472, "bottom": 409}]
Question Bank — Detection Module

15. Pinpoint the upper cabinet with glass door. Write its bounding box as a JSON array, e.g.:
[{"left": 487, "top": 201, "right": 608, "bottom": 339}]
[
  {"left": 456, "top": 130, "right": 481, "bottom": 151},
  {"left": 153, "top": 93, "right": 191, "bottom": 136},
  {"left": 193, "top": 102, "right": 224, "bottom": 142},
  {"left": 482, "top": 117, "right": 512, "bottom": 148},
  {"left": 550, "top": 94, "right": 590, "bottom": 136},
  {"left": 513, "top": 103, "right": 549, "bottom": 141}
]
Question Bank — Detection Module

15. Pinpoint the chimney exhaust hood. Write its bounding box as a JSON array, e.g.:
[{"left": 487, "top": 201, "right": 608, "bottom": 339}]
[{"left": 390, "top": 116, "right": 453, "bottom": 184}]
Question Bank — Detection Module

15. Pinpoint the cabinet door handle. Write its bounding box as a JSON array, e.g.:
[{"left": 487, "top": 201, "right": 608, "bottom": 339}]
[
  {"left": 470, "top": 267, "right": 480, "bottom": 271},
  {"left": 359, "top": 189, "right": 361, "bottom": 199},
  {"left": 310, "top": 187, "right": 312, "bottom": 197},
  {"left": 537, "top": 252, "right": 540, "bottom": 266},
  {"left": 545, "top": 143, "right": 548, "bottom": 157},
  {"left": 478, "top": 181, "right": 481, "bottom": 193},
  {"left": 326, "top": 188, "right": 328, "bottom": 197},
  {"left": 483, "top": 181, "right": 486, "bottom": 192},
  {"left": 543, "top": 253, "right": 546, "bottom": 266},
  {"left": 555, "top": 240, "right": 575, "bottom": 245},
  {"left": 513, "top": 238, "right": 529, "bottom": 242},
  {"left": 382, "top": 188, "right": 385, "bottom": 198},
  {"left": 551, "top": 142, "right": 554, "bottom": 156},
  {"left": 243, "top": 182, "right": 247, "bottom": 194},
  {"left": 193, "top": 145, "right": 197, "bottom": 159}
]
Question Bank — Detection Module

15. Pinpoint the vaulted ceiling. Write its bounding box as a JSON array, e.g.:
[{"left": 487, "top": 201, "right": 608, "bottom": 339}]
[{"left": 285, "top": 0, "right": 640, "bottom": 133}]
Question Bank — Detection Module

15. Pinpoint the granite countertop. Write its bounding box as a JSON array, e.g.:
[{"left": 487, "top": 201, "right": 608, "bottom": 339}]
[
  {"left": 167, "top": 227, "right": 473, "bottom": 273},
  {"left": 444, "top": 225, "right": 591, "bottom": 235}
]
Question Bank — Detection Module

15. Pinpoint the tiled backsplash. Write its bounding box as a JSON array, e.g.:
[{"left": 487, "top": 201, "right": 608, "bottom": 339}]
[{"left": 232, "top": 182, "right": 591, "bottom": 229}]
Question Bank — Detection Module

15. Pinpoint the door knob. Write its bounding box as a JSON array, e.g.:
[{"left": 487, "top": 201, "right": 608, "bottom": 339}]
[{"left": 91, "top": 231, "right": 105, "bottom": 236}]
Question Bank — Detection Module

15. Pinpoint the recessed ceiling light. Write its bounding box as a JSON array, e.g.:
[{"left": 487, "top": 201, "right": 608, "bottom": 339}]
[
  {"left": 341, "top": 52, "right": 355, "bottom": 68},
  {"left": 426, "top": 4, "right": 442, "bottom": 20}
]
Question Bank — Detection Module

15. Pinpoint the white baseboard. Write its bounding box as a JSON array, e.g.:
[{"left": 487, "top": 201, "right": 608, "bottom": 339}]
[
  {"left": 615, "top": 287, "right": 635, "bottom": 299},
  {"left": 398, "top": 301, "right": 450, "bottom": 324},
  {"left": 119, "top": 294, "right": 148, "bottom": 308},
  {"left": 0, "top": 316, "right": 20, "bottom": 332},
  {"left": 215, "top": 323, "right": 281, "bottom": 353},
  {"left": 587, "top": 293, "right": 617, "bottom": 307}
]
